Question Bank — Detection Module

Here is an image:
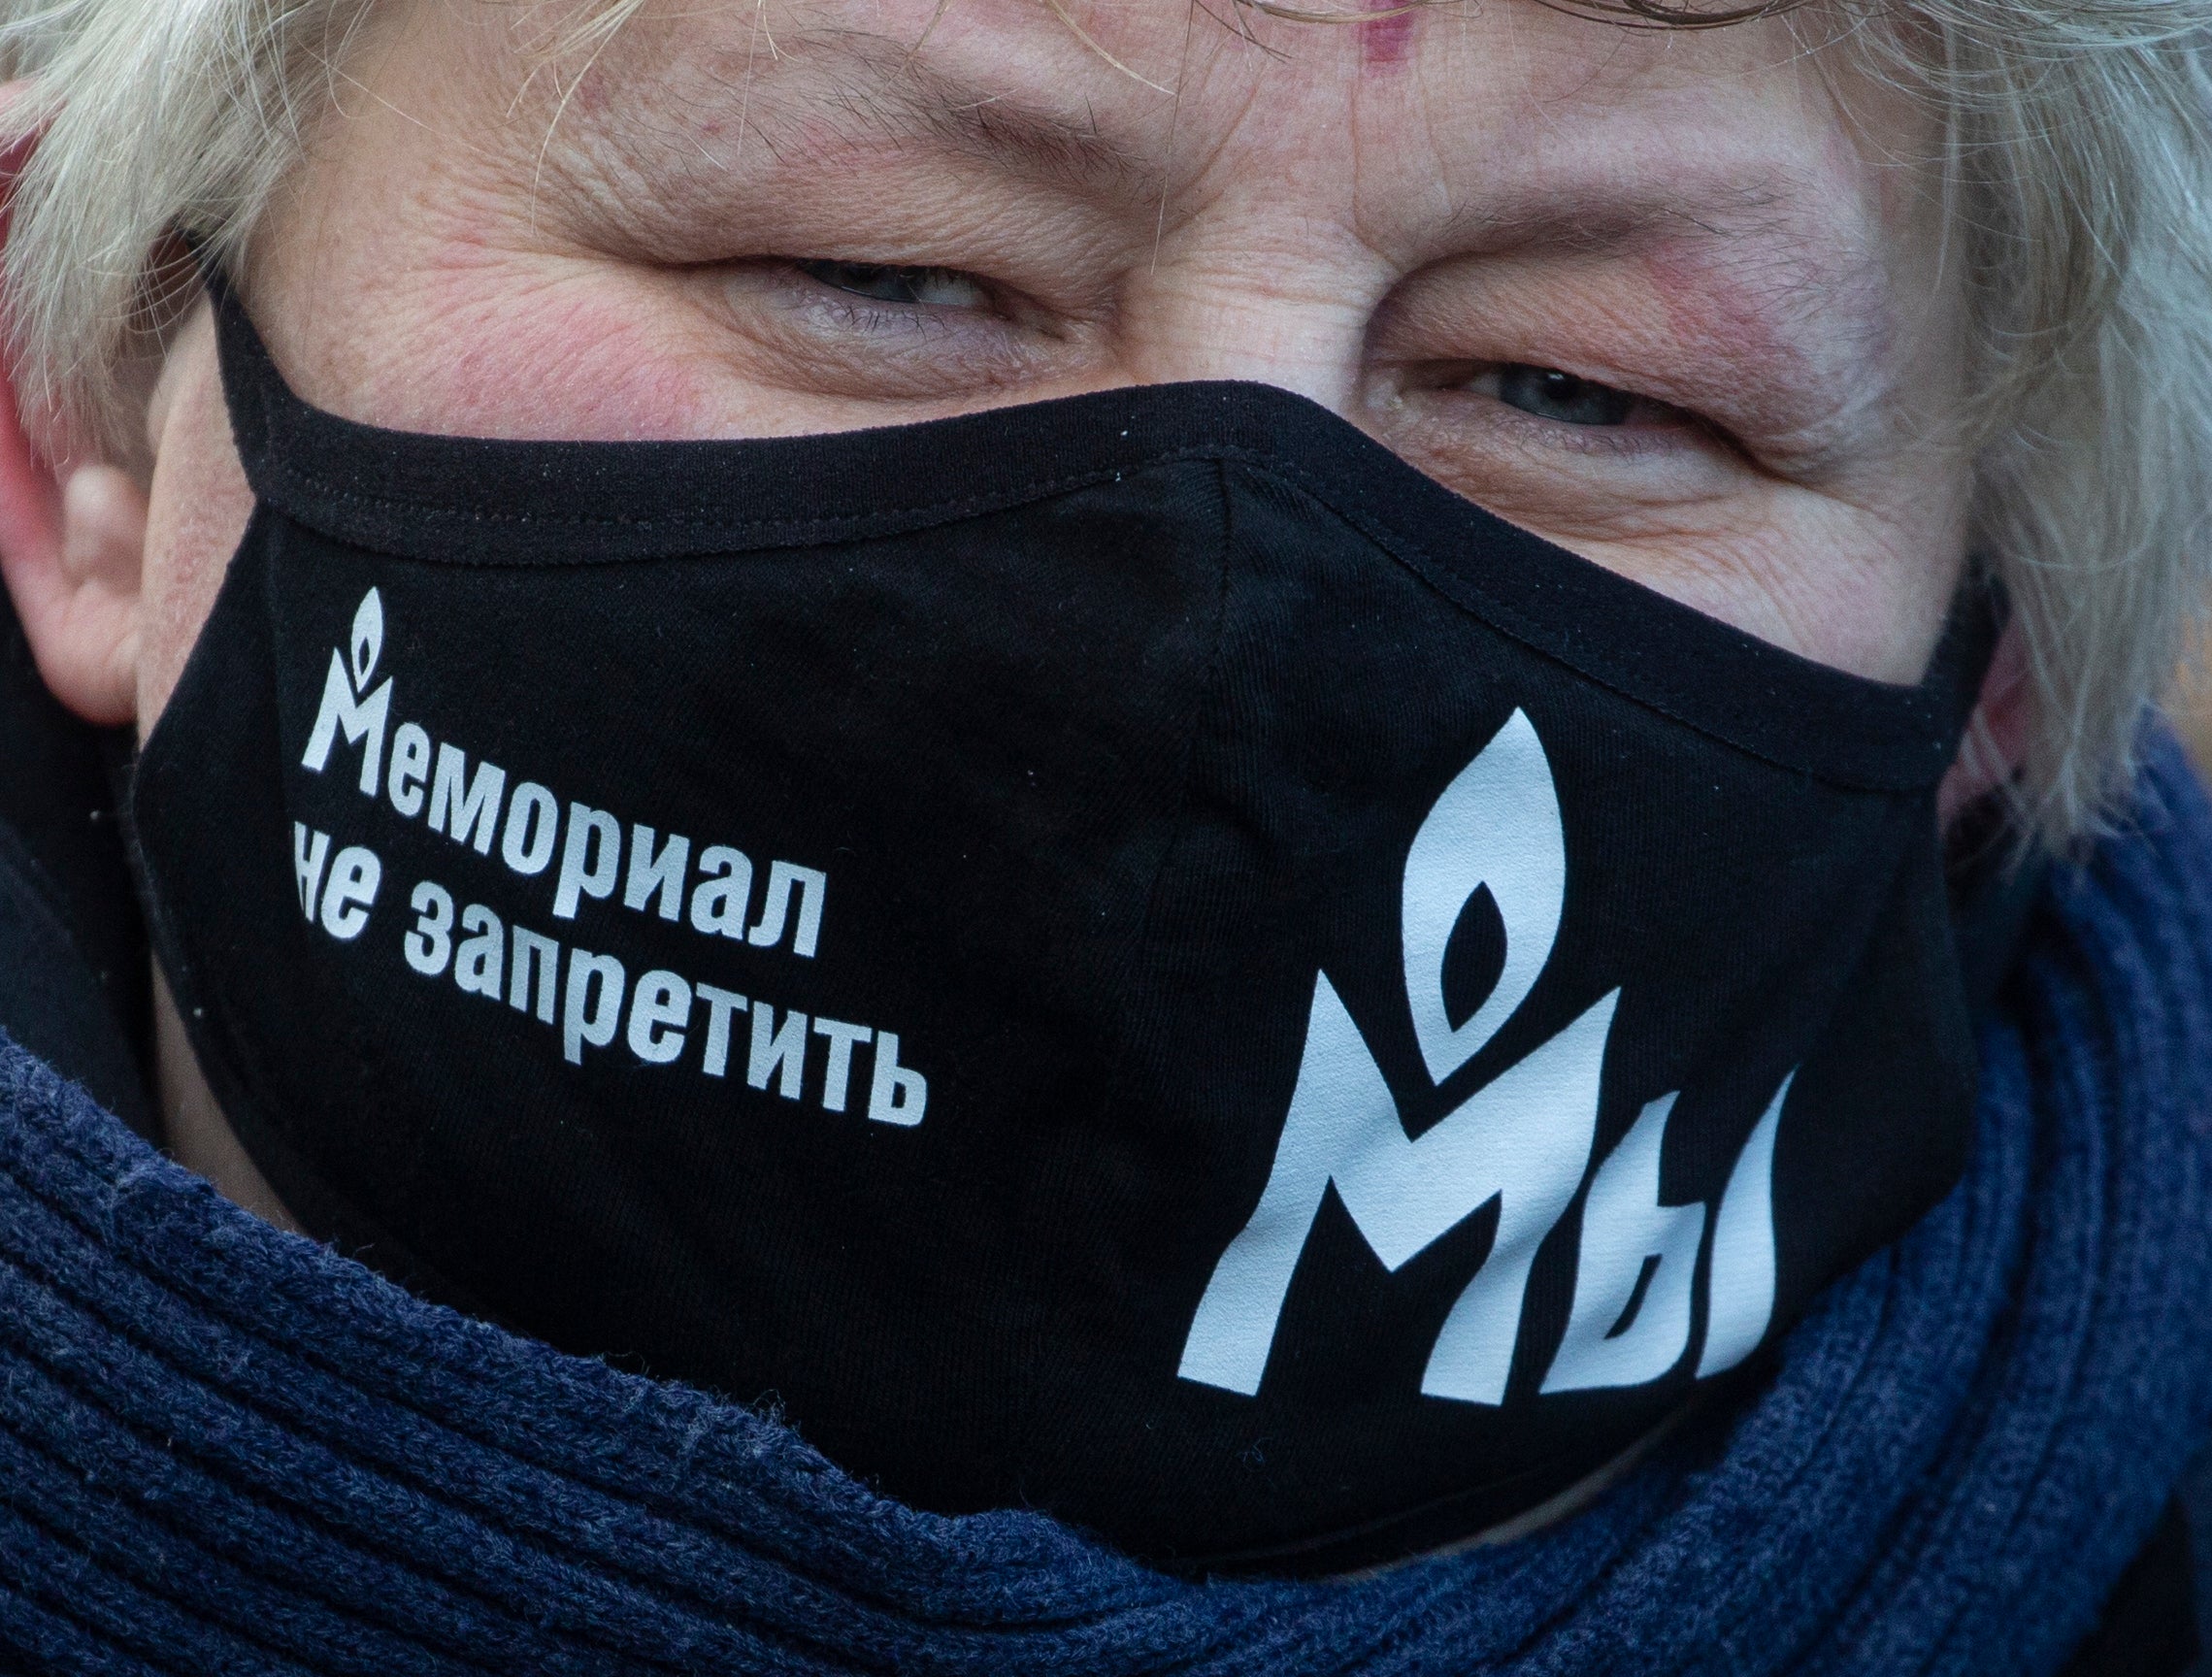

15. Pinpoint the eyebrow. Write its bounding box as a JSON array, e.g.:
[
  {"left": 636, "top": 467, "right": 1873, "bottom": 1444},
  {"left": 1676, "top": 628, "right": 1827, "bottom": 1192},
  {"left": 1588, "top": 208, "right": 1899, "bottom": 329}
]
[
  {"left": 832, "top": 57, "right": 1163, "bottom": 200},
  {"left": 699, "top": 31, "right": 1168, "bottom": 206},
  {"left": 1436, "top": 176, "right": 1805, "bottom": 260},
  {"left": 561, "top": 22, "right": 1891, "bottom": 362},
  {"left": 766, "top": 49, "right": 1848, "bottom": 292},
  {"left": 1445, "top": 173, "right": 1888, "bottom": 344}
]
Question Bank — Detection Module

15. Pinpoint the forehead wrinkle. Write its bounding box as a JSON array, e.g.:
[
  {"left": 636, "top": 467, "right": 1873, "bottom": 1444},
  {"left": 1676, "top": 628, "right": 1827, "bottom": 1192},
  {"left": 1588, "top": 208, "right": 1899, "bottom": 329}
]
[{"left": 556, "top": 16, "right": 1167, "bottom": 213}]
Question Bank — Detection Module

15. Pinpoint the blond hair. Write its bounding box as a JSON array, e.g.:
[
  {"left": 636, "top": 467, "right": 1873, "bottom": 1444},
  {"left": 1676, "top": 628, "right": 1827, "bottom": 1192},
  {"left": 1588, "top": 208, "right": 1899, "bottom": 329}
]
[{"left": 1, "top": 0, "right": 2208, "bottom": 838}]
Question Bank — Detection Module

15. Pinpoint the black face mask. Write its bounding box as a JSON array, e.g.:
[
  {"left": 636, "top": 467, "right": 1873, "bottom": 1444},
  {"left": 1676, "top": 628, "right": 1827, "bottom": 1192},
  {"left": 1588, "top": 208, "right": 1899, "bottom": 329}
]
[{"left": 131, "top": 281, "right": 1991, "bottom": 1574}]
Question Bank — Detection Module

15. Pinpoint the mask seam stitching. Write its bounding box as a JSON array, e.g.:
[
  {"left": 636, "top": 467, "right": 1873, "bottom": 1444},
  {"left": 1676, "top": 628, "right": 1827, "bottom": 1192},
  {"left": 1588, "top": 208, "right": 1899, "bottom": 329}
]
[{"left": 1086, "top": 453, "right": 1242, "bottom": 1163}]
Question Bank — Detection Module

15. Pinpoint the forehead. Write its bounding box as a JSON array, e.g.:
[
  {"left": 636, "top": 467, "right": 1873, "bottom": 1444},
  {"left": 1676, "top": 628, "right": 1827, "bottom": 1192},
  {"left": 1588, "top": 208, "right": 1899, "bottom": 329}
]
[{"left": 481, "top": 0, "right": 1927, "bottom": 264}]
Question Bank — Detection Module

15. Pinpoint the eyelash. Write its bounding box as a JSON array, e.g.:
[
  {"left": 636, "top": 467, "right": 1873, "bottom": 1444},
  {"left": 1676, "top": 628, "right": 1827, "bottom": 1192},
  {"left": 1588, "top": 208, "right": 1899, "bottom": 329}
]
[
  {"left": 788, "top": 259, "right": 1014, "bottom": 344},
  {"left": 796, "top": 260, "right": 992, "bottom": 312},
  {"left": 787, "top": 257, "right": 1713, "bottom": 449}
]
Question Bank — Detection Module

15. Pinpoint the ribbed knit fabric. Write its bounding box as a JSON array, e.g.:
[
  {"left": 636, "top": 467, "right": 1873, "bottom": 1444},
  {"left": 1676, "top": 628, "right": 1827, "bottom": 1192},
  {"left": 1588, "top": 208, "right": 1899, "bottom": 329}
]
[{"left": 5, "top": 734, "right": 2212, "bottom": 1676}]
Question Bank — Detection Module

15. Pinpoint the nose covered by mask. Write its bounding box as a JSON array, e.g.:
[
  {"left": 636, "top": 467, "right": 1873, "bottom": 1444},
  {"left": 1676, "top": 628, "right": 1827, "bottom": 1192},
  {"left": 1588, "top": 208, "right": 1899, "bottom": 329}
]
[{"left": 130, "top": 280, "right": 1990, "bottom": 1573}]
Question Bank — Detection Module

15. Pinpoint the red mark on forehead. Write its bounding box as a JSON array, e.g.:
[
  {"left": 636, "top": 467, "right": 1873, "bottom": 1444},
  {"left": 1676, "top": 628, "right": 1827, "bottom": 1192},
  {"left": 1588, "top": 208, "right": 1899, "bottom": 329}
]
[{"left": 1360, "top": 0, "right": 1416, "bottom": 66}]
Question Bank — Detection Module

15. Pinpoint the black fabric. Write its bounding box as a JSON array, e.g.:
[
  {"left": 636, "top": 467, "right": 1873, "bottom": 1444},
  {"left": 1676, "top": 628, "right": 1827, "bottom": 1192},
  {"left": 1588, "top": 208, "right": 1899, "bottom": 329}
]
[
  {"left": 128, "top": 280, "right": 1992, "bottom": 1573},
  {"left": 215, "top": 287, "right": 1978, "bottom": 796},
  {"left": 0, "top": 587, "right": 149, "bottom": 1133},
  {"left": 2063, "top": 1501, "right": 2202, "bottom": 1676},
  {"left": 1948, "top": 793, "right": 2050, "bottom": 1029}
]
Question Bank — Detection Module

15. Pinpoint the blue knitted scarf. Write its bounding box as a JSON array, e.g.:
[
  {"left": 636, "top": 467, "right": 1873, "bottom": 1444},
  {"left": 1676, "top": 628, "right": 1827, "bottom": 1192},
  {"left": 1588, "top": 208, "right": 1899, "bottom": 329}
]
[{"left": 6, "top": 735, "right": 2212, "bottom": 1676}]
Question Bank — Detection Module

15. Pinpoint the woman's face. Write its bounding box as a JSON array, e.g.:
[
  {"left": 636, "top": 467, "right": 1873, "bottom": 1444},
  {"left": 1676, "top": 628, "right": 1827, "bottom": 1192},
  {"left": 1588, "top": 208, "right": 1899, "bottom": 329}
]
[{"left": 130, "top": 0, "right": 1970, "bottom": 743}]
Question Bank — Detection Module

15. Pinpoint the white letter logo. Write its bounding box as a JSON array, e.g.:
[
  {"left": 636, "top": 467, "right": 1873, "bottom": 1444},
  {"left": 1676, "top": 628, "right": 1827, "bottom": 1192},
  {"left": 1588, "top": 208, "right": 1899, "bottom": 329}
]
[
  {"left": 1403, "top": 710, "right": 1565, "bottom": 1087},
  {"left": 1176, "top": 708, "right": 1791, "bottom": 1405},
  {"left": 302, "top": 588, "right": 394, "bottom": 796}
]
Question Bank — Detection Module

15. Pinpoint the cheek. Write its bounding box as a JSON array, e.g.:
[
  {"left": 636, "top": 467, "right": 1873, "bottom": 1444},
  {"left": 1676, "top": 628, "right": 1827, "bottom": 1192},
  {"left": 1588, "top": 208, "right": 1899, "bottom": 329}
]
[
  {"left": 136, "top": 329, "right": 254, "bottom": 732},
  {"left": 1622, "top": 485, "right": 1969, "bottom": 684}
]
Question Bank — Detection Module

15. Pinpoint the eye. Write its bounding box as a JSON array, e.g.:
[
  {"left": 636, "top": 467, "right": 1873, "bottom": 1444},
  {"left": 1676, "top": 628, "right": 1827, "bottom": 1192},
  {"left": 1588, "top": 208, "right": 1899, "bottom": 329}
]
[
  {"left": 1479, "top": 364, "right": 1639, "bottom": 427},
  {"left": 796, "top": 260, "right": 990, "bottom": 310}
]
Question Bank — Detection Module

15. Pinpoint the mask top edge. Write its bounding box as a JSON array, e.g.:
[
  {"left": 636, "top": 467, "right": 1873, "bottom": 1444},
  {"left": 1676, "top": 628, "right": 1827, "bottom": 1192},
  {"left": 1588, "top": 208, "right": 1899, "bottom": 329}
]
[{"left": 208, "top": 272, "right": 1991, "bottom": 793}]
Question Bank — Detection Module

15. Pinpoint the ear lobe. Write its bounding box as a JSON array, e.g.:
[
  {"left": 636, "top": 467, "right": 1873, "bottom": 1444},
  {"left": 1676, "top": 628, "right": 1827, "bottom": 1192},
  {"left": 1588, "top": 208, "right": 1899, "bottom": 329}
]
[
  {"left": 0, "top": 425, "right": 151, "bottom": 730},
  {"left": 1937, "top": 619, "right": 2033, "bottom": 829},
  {"left": 0, "top": 81, "right": 149, "bottom": 727},
  {"left": 37, "top": 464, "right": 149, "bottom": 725}
]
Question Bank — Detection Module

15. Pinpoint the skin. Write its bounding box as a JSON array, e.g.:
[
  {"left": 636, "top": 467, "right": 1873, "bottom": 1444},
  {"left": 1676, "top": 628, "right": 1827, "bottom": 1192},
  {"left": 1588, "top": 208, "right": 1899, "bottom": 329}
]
[{"left": 0, "top": 0, "right": 2010, "bottom": 1233}]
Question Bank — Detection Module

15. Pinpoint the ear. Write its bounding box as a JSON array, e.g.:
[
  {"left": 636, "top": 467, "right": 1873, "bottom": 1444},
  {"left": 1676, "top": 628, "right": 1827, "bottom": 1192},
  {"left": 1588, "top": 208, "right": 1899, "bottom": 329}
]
[
  {"left": 0, "top": 81, "right": 150, "bottom": 728},
  {"left": 1937, "top": 617, "right": 2033, "bottom": 829}
]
